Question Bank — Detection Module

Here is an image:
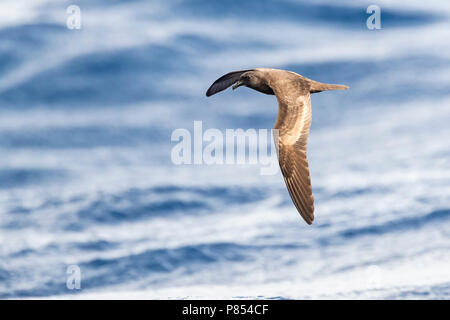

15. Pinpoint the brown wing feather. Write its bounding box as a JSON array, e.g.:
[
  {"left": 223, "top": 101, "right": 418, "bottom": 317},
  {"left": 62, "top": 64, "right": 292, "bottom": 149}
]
[
  {"left": 279, "top": 143, "right": 314, "bottom": 224},
  {"left": 274, "top": 89, "right": 315, "bottom": 225}
]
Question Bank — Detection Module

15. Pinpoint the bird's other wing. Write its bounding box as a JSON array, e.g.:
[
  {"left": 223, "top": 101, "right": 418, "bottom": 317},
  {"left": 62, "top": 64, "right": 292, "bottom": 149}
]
[
  {"left": 274, "top": 91, "right": 315, "bottom": 225},
  {"left": 206, "top": 70, "right": 254, "bottom": 96}
]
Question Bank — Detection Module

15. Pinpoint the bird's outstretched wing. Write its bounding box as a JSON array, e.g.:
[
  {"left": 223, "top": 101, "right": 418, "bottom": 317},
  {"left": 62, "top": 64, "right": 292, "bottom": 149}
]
[
  {"left": 275, "top": 92, "right": 315, "bottom": 224},
  {"left": 206, "top": 70, "right": 253, "bottom": 96}
]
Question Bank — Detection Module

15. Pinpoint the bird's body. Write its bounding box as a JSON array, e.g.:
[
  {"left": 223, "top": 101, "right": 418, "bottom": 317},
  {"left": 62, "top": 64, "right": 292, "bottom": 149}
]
[{"left": 206, "top": 68, "right": 348, "bottom": 225}]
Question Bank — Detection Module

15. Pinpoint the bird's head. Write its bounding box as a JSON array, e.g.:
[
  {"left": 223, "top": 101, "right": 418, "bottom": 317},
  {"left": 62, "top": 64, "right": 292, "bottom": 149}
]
[
  {"left": 205, "top": 69, "right": 275, "bottom": 97},
  {"left": 232, "top": 71, "right": 274, "bottom": 95},
  {"left": 232, "top": 71, "right": 263, "bottom": 90}
]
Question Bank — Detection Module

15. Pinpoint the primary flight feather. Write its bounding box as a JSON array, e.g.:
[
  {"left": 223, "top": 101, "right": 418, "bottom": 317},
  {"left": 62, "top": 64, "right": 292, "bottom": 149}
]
[{"left": 206, "top": 68, "right": 348, "bottom": 225}]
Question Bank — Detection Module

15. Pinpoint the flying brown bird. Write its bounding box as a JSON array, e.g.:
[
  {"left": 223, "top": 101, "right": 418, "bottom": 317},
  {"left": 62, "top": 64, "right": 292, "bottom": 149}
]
[{"left": 206, "top": 68, "right": 348, "bottom": 225}]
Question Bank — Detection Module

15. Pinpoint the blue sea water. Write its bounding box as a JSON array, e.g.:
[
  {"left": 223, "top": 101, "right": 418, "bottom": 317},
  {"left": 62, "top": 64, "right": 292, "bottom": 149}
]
[{"left": 0, "top": 0, "right": 449, "bottom": 299}]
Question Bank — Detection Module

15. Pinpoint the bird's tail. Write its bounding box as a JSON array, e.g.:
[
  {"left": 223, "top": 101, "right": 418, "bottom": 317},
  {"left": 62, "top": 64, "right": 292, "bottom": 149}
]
[{"left": 309, "top": 80, "right": 349, "bottom": 93}]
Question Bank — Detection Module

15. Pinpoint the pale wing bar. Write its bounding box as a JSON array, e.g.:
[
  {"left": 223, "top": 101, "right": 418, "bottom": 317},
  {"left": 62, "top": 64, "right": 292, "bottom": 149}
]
[{"left": 276, "top": 94, "right": 315, "bottom": 224}]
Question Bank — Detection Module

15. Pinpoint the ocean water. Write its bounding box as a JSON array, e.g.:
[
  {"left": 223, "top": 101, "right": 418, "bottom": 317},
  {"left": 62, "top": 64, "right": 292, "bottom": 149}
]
[{"left": 0, "top": 0, "right": 449, "bottom": 299}]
